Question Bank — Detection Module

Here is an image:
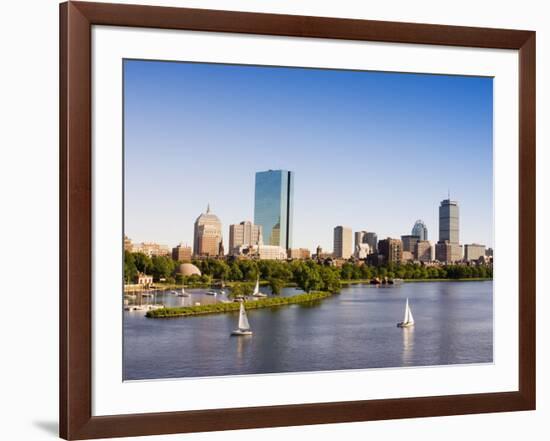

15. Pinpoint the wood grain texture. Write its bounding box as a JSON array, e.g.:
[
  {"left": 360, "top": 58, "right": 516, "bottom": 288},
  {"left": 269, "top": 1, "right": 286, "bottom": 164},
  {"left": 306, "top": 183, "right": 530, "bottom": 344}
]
[
  {"left": 60, "top": 2, "right": 92, "bottom": 439},
  {"left": 59, "top": 2, "right": 536, "bottom": 439}
]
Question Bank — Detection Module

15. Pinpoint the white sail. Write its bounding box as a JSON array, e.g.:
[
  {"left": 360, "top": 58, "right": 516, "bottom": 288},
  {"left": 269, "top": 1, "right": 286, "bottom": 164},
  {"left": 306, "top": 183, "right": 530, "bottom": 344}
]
[
  {"left": 403, "top": 298, "right": 414, "bottom": 325},
  {"left": 238, "top": 302, "right": 250, "bottom": 331},
  {"left": 253, "top": 278, "right": 260, "bottom": 295},
  {"left": 403, "top": 298, "right": 410, "bottom": 324},
  {"left": 181, "top": 286, "right": 185, "bottom": 294},
  {"left": 407, "top": 303, "right": 414, "bottom": 324}
]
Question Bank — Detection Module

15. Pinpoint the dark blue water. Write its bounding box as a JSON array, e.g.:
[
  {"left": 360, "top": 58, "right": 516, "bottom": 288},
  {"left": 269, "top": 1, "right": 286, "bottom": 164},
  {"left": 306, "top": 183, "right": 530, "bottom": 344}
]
[{"left": 123, "top": 281, "right": 493, "bottom": 380}]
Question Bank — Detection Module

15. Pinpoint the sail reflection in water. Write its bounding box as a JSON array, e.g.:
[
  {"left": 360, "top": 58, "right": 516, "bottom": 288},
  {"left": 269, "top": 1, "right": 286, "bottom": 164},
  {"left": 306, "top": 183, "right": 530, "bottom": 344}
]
[{"left": 402, "top": 327, "right": 415, "bottom": 366}]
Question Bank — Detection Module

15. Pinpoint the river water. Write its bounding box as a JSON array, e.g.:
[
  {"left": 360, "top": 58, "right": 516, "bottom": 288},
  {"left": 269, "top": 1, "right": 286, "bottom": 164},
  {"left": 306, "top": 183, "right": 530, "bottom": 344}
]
[{"left": 123, "top": 281, "right": 493, "bottom": 380}]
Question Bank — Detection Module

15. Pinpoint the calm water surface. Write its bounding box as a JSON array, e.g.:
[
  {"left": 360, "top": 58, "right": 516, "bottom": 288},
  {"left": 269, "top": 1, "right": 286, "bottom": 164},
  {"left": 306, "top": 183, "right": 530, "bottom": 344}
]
[{"left": 123, "top": 281, "right": 493, "bottom": 380}]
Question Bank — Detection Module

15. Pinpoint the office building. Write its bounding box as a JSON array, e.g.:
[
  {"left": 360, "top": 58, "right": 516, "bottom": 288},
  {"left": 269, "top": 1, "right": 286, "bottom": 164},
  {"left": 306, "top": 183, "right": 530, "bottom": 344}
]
[
  {"left": 365, "top": 232, "right": 378, "bottom": 253},
  {"left": 132, "top": 242, "right": 170, "bottom": 257},
  {"left": 229, "top": 221, "right": 262, "bottom": 255},
  {"left": 378, "top": 238, "right": 403, "bottom": 264},
  {"left": 355, "top": 231, "right": 367, "bottom": 249},
  {"left": 172, "top": 243, "right": 192, "bottom": 262},
  {"left": 435, "top": 240, "right": 462, "bottom": 263},
  {"left": 193, "top": 204, "right": 223, "bottom": 257},
  {"left": 402, "top": 251, "right": 414, "bottom": 262},
  {"left": 355, "top": 230, "right": 378, "bottom": 254},
  {"left": 436, "top": 198, "right": 461, "bottom": 263},
  {"left": 414, "top": 240, "right": 432, "bottom": 262},
  {"left": 289, "top": 248, "right": 311, "bottom": 260},
  {"left": 254, "top": 170, "right": 294, "bottom": 249},
  {"left": 464, "top": 243, "right": 486, "bottom": 262},
  {"left": 401, "top": 235, "right": 420, "bottom": 253},
  {"left": 412, "top": 219, "right": 428, "bottom": 241},
  {"left": 333, "top": 226, "right": 353, "bottom": 259},
  {"left": 258, "top": 245, "right": 287, "bottom": 260},
  {"left": 354, "top": 243, "right": 371, "bottom": 259},
  {"left": 439, "top": 199, "right": 459, "bottom": 243}
]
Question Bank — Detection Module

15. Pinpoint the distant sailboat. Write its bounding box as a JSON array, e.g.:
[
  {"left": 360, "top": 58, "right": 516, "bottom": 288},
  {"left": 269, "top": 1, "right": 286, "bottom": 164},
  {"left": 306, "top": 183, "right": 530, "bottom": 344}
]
[
  {"left": 177, "top": 286, "right": 189, "bottom": 297},
  {"left": 231, "top": 302, "right": 253, "bottom": 336},
  {"left": 252, "top": 277, "right": 267, "bottom": 298},
  {"left": 397, "top": 298, "right": 415, "bottom": 328}
]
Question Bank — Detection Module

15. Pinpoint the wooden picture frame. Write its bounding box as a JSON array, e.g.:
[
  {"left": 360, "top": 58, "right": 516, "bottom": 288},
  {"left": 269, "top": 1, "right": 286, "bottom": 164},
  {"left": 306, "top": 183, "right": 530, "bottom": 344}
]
[{"left": 60, "top": 1, "right": 536, "bottom": 439}]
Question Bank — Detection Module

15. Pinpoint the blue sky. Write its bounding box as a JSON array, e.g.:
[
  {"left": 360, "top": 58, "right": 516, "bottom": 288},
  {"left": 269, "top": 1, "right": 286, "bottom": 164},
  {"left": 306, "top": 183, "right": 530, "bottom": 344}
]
[{"left": 124, "top": 59, "right": 493, "bottom": 251}]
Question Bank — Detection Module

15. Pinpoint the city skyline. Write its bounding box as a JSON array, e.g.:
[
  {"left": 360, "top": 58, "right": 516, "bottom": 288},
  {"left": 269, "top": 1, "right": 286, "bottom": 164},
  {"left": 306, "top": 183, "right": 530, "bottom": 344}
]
[
  {"left": 126, "top": 190, "right": 487, "bottom": 258},
  {"left": 124, "top": 60, "right": 493, "bottom": 251}
]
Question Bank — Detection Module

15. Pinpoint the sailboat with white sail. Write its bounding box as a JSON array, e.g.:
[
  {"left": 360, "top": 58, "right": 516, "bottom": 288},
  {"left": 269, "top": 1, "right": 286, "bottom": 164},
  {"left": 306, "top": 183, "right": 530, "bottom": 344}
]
[
  {"left": 251, "top": 277, "right": 267, "bottom": 298},
  {"left": 231, "top": 301, "right": 253, "bottom": 336},
  {"left": 177, "top": 286, "right": 189, "bottom": 297},
  {"left": 397, "top": 298, "right": 415, "bottom": 328}
]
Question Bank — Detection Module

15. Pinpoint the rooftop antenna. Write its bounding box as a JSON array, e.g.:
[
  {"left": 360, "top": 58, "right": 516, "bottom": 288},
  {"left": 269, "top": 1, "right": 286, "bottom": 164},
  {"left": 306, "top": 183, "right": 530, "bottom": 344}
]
[
  {"left": 206, "top": 203, "right": 210, "bottom": 213},
  {"left": 448, "top": 188, "right": 450, "bottom": 200}
]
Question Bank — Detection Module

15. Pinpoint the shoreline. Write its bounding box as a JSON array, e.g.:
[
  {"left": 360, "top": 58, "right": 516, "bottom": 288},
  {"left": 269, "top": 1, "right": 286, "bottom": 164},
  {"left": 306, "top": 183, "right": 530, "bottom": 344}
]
[
  {"left": 402, "top": 277, "right": 492, "bottom": 283},
  {"left": 146, "top": 291, "right": 335, "bottom": 318},
  {"left": 126, "top": 277, "right": 493, "bottom": 293}
]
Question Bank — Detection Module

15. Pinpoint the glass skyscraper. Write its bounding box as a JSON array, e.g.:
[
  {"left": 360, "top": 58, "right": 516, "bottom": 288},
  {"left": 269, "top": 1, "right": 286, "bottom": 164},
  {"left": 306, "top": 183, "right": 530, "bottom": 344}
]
[
  {"left": 412, "top": 219, "right": 428, "bottom": 241},
  {"left": 254, "top": 170, "right": 294, "bottom": 249}
]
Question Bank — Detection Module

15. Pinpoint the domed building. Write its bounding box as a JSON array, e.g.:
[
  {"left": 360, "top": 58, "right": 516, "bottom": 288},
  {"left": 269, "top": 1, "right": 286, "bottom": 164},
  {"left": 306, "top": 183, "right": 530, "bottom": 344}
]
[
  {"left": 193, "top": 204, "right": 223, "bottom": 257},
  {"left": 177, "top": 263, "right": 202, "bottom": 277}
]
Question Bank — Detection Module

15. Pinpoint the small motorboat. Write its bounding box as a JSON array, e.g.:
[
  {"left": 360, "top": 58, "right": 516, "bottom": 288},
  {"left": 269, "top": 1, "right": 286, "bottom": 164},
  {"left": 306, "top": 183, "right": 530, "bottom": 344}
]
[
  {"left": 124, "top": 305, "right": 148, "bottom": 312},
  {"left": 146, "top": 304, "right": 164, "bottom": 311}
]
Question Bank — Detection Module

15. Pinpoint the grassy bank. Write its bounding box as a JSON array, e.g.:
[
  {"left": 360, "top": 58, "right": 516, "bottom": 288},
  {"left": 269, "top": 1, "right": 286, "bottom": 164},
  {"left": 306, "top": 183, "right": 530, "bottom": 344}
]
[
  {"left": 340, "top": 279, "right": 371, "bottom": 286},
  {"left": 146, "top": 291, "right": 334, "bottom": 318},
  {"left": 341, "top": 277, "right": 492, "bottom": 285}
]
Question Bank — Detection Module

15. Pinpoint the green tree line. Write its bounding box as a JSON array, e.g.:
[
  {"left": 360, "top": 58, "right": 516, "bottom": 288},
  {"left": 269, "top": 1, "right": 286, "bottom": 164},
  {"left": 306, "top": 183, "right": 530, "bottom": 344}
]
[{"left": 125, "top": 252, "right": 492, "bottom": 292}]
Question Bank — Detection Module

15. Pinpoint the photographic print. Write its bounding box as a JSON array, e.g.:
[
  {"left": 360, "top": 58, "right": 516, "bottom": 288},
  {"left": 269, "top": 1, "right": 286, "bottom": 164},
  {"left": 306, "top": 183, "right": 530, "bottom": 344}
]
[{"left": 122, "top": 59, "right": 494, "bottom": 381}]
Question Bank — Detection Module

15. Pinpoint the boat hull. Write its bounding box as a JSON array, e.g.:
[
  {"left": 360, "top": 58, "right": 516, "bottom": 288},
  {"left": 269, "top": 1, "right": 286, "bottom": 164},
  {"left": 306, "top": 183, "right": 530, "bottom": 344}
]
[
  {"left": 231, "top": 329, "right": 253, "bottom": 336},
  {"left": 397, "top": 322, "right": 414, "bottom": 328}
]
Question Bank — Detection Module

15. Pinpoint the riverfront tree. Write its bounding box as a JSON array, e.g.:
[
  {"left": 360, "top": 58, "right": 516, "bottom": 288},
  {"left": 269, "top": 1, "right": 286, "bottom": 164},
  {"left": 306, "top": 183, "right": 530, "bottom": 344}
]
[
  {"left": 150, "top": 255, "right": 176, "bottom": 282},
  {"left": 229, "top": 282, "right": 254, "bottom": 298},
  {"left": 205, "top": 259, "right": 230, "bottom": 280},
  {"left": 185, "top": 274, "right": 202, "bottom": 286},
  {"left": 228, "top": 261, "right": 243, "bottom": 281},
  {"left": 125, "top": 251, "right": 493, "bottom": 287},
  {"left": 258, "top": 260, "right": 293, "bottom": 282},
  {"left": 237, "top": 260, "right": 259, "bottom": 281},
  {"left": 293, "top": 261, "right": 323, "bottom": 293},
  {"left": 124, "top": 250, "right": 138, "bottom": 283},
  {"left": 319, "top": 266, "right": 341, "bottom": 293},
  {"left": 133, "top": 252, "right": 153, "bottom": 274},
  {"left": 360, "top": 264, "right": 373, "bottom": 280},
  {"left": 268, "top": 277, "right": 285, "bottom": 295},
  {"left": 340, "top": 262, "right": 354, "bottom": 280}
]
